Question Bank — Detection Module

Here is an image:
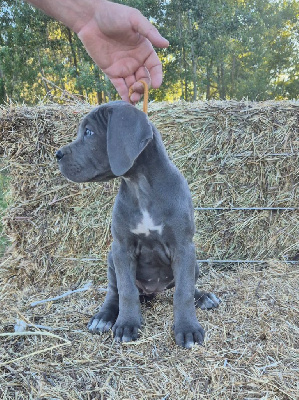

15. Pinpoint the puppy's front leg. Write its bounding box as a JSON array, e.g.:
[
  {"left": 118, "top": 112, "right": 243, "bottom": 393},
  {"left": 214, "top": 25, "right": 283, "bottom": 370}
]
[
  {"left": 112, "top": 242, "right": 142, "bottom": 343},
  {"left": 172, "top": 243, "right": 205, "bottom": 349}
]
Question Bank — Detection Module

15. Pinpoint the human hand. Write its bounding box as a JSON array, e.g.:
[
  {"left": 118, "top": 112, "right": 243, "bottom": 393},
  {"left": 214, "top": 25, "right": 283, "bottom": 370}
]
[
  {"left": 77, "top": 0, "right": 169, "bottom": 103},
  {"left": 25, "top": 0, "right": 169, "bottom": 103}
]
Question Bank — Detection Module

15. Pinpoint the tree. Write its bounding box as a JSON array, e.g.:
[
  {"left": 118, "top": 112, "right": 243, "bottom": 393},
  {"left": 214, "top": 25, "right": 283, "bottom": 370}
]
[
  {"left": 0, "top": 0, "right": 117, "bottom": 104},
  {"left": 0, "top": 0, "right": 298, "bottom": 104}
]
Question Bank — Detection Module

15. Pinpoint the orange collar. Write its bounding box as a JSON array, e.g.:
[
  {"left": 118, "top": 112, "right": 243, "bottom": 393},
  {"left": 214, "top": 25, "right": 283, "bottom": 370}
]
[{"left": 129, "top": 80, "right": 148, "bottom": 114}]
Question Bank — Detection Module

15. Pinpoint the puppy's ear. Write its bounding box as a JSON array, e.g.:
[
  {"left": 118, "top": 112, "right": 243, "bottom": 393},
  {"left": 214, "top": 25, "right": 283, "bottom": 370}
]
[{"left": 107, "top": 103, "right": 153, "bottom": 176}]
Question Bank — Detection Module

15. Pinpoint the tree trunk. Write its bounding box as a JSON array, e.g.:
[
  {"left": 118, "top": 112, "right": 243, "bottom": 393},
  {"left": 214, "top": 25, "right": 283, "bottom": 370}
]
[
  {"left": 104, "top": 74, "right": 112, "bottom": 101},
  {"left": 66, "top": 28, "right": 84, "bottom": 98},
  {"left": 221, "top": 63, "right": 226, "bottom": 99},
  {"left": 217, "top": 63, "right": 226, "bottom": 99},
  {"left": 188, "top": 11, "right": 197, "bottom": 101},
  {"left": 231, "top": 54, "right": 236, "bottom": 98},
  {"left": 0, "top": 69, "right": 6, "bottom": 104},
  {"left": 177, "top": 13, "right": 185, "bottom": 100},
  {"left": 94, "top": 65, "right": 103, "bottom": 104},
  {"left": 183, "top": 45, "right": 188, "bottom": 100},
  {"left": 192, "top": 57, "right": 197, "bottom": 101},
  {"left": 206, "top": 60, "right": 212, "bottom": 100},
  {"left": 37, "top": 51, "right": 54, "bottom": 100}
]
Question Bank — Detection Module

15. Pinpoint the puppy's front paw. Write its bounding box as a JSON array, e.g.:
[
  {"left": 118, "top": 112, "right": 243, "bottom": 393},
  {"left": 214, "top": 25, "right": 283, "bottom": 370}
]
[
  {"left": 194, "top": 291, "right": 221, "bottom": 310},
  {"left": 112, "top": 317, "right": 142, "bottom": 343},
  {"left": 174, "top": 321, "right": 205, "bottom": 349}
]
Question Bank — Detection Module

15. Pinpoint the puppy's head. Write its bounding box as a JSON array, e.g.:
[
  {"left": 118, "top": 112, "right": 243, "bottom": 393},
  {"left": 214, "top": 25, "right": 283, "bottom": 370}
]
[{"left": 56, "top": 101, "right": 153, "bottom": 183}]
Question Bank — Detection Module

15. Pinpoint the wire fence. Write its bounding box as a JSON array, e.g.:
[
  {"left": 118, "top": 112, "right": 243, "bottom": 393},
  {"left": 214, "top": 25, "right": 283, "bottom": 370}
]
[
  {"left": 195, "top": 207, "right": 298, "bottom": 211},
  {"left": 194, "top": 205, "right": 298, "bottom": 265},
  {"left": 197, "top": 259, "right": 298, "bottom": 264}
]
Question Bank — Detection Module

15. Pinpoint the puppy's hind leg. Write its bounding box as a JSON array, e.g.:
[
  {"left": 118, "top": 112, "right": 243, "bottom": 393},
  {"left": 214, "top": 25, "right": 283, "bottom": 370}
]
[
  {"left": 139, "top": 293, "right": 156, "bottom": 304},
  {"left": 88, "top": 251, "right": 119, "bottom": 334},
  {"left": 193, "top": 260, "right": 221, "bottom": 310}
]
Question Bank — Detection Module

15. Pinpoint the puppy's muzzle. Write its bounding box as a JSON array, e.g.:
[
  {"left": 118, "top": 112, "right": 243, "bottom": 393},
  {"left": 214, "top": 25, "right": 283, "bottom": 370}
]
[{"left": 56, "top": 150, "right": 64, "bottom": 161}]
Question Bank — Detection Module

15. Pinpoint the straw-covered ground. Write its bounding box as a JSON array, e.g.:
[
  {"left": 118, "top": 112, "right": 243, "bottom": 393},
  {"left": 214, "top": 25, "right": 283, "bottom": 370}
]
[
  {"left": 0, "top": 100, "right": 298, "bottom": 399},
  {"left": 0, "top": 261, "right": 298, "bottom": 399}
]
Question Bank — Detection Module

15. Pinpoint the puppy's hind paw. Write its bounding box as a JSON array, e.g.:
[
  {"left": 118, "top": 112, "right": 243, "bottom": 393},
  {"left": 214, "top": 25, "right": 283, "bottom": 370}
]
[
  {"left": 88, "top": 317, "right": 114, "bottom": 333},
  {"left": 88, "top": 308, "right": 118, "bottom": 334},
  {"left": 194, "top": 290, "right": 221, "bottom": 310}
]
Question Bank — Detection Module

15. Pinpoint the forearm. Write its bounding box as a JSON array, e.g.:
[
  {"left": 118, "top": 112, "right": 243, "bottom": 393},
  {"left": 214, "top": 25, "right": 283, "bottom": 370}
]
[{"left": 24, "top": 0, "right": 106, "bottom": 33}]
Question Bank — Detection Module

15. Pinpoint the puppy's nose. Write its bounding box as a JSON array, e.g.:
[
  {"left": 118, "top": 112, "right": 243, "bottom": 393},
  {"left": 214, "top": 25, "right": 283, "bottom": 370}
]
[{"left": 55, "top": 150, "right": 64, "bottom": 161}]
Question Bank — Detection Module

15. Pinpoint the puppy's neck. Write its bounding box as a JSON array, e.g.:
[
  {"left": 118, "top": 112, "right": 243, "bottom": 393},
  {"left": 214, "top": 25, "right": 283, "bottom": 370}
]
[
  {"left": 123, "top": 127, "right": 171, "bottom": 180},
  {"left": 120, "top": 126, "right": 175, "bottom": 208},
  {"left": 122, "top": 174, "right": 152, "bottom": 211}
]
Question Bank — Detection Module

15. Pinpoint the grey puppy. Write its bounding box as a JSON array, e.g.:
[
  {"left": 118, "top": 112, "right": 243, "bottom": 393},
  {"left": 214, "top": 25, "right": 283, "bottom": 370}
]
[{"left": 56, "top": 101, "right": 220, "bottom": 348}]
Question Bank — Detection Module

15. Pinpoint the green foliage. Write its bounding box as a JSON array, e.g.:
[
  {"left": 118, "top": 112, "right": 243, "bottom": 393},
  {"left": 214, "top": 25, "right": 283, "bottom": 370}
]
[{"left": 0, "top": 0, "right": 298, "bottom": 103}]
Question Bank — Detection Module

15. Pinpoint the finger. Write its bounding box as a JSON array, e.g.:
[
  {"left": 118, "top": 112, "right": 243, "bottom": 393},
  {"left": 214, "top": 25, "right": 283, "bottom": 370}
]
[
  {"left": 131, "top": 11, "right": 169, "bottom": 48},
  {"left": 125, "top": 67, "right": 150, "bottom": 92},
  {"left": 129, "top": 91, "right": 142, "bottom": 104},
  {"left": 129, "top": 81, "right": 149, "bottom": 104},
  {"left": 130, "top": 81, "right": 146, "bottom": 94},
  {"left": 110, "top": 77, "right": 130, "bottom": 102},
  {"left": 111, "top": 77, "right": 143, "bottom": 104},
  {"left": 125, "top": 75, "right": 137, "bottom": 91},
  {"left": 135, "top": 66, "right": 151, "bottom": 87},
  {"left": 125, "top": 76, "right": 141, "bottom": 104},
  {"left": 144, "top": 51, "right": 163, "bottom": 89},
  {"left": 126, "top": 67, "right": 150, "bottom": 103}
]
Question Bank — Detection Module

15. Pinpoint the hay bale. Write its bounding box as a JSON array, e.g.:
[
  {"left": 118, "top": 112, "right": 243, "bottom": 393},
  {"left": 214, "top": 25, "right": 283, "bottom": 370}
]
[
  {"left": 150, "top": 100, "right": 299, "bottom": 261},
  {"left": 0, "top": 102, "right": 298, "bottom": 399},
  {"left": 0, "top": 101, "right": 298, "bottom": 286},
  {"left": 0, "top": 103, "right": 117, "bottom": 286}
]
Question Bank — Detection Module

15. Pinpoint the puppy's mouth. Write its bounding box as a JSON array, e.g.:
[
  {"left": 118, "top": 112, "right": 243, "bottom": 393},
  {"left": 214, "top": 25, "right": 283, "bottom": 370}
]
[
  {"left": 56, "top": 153, "right": 114, "bottom": 183},
  {"left": 59, "top": 168, "right": 113, "bottom": 183},
  {"left": 86, "top": 171, "right": 115, "bottom": 182}
]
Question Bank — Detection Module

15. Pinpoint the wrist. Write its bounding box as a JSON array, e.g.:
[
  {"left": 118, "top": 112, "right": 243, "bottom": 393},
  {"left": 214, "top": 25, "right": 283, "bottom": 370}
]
[
  {"left": 25, "top": 0, "right": 108, "bottom": 33},
  {"left": 67, "top": 0, "right": 102, "bottom": 33},
  {"left": 69, "top": 0, "right": 109, "bottom": 33}
]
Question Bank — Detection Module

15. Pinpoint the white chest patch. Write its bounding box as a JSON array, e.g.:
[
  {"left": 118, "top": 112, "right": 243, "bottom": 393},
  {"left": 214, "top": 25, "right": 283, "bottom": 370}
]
[{"left": 131, "top": 210, "right": 163, "bottom": 237}]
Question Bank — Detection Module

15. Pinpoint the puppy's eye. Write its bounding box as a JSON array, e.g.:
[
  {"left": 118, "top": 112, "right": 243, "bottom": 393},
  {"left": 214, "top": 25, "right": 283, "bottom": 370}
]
[{"left": 84, "top": 128, "right": 94, "bottom": 136}]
